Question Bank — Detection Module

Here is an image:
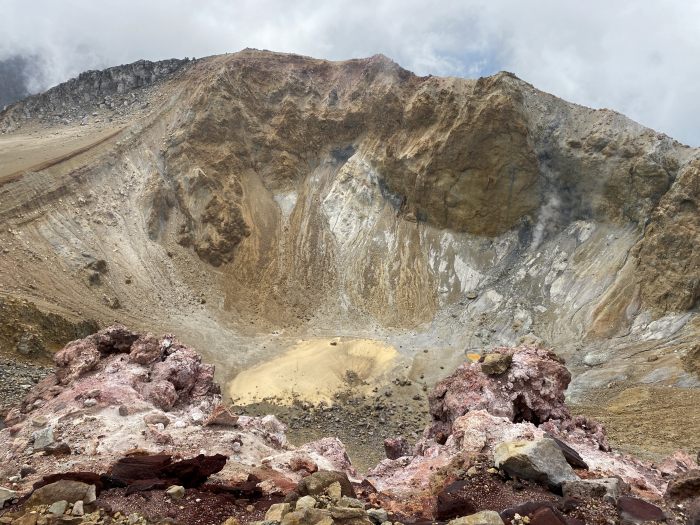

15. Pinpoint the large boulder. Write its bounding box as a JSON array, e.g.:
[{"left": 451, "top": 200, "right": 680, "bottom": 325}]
[
  {"left": 428, "top": 346, "right": 571, "bottom": 437},
  {"left": 0, "top": 486, "right": 16, "bottom": 507},
  {"left": 493, "top": 438, "right": 578, "bottom": 489},
  {"left": 27, "top": 480, "right": 94, "bottom": 505}
]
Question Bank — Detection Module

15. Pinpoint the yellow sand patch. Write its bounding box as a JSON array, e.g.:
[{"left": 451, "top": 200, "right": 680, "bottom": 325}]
[
  {"left": 466, "top": 353, "right": 481, "bottom": 362},
  {"left": 229, "top": 338, "right": 399, "bottom": 405}
]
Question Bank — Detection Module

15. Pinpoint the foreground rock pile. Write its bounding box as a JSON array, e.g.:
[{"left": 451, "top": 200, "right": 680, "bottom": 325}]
[{"left": 1, "top": 327, "right": 698, "bottom": 524}]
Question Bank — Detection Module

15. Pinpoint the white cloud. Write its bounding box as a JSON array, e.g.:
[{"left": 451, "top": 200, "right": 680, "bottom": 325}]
[{"left": 1, "top": 0, "right": 699, "bottom": 144}]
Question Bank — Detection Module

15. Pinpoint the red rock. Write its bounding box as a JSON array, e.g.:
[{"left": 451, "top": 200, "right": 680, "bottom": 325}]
[
  {"left": 53, "top": 338, "right": 101, "bottom": 385},
  {"left": 139, "top": 380, "right": 178, "bottom": 411},
  {"left": 529, "top": 506, "right": 567, "bottom": 525},
  {"left": 192, "top": 363, "right": 216, "bottom": 397},
  {"left": 145, "top": 425, "right": 174, "bottom": 445},
  {"left": 110, "top": 454, "right": 173, "bottom": 482},
  {"left": 617, "top": 496, "right": 666, "bottom": 522},
  {"left": 384, "top": 436, "right": 411, "bottom": 460},
  {"left": 428, "top": 345, "right": 571, "bottom": 437},
  {"left": 129, "top": 334, "right": 163, "bottom": 364},
  {"left": 288, "top": 453, "right": 318, "bottom": 474},
  {"left": 150, "top": 347, "right": 202, "bottom": 393}
]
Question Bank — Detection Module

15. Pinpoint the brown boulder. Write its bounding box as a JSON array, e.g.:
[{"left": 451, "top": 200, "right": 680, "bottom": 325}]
[
  {"left": 666, "top": 469, "right": 700, "bottom": 502},
  {"left": 617, "top": 496, "right": 665, "bottom": 522}
]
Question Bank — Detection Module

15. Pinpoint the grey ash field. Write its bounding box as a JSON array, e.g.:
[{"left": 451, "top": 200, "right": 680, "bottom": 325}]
[{"left": 0, "top": 50, "right": 698, "bottom": 525}]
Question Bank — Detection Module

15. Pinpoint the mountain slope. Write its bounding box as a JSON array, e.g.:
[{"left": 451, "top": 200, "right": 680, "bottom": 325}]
[{"left": 0, "top": 50, "right": 697, "bottom": 459}]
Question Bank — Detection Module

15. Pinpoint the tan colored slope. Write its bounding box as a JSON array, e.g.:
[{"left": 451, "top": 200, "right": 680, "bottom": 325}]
[
  {"left": 229, "top": 337, "right": 399, "bottom": 405},
  {"left": 0, "top": 50, "right": 697, "bottom": 460}
]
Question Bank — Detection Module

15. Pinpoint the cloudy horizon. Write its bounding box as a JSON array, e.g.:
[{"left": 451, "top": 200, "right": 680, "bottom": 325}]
[{"left": 2, "top": 0, "right": 699, "bottom": 145}]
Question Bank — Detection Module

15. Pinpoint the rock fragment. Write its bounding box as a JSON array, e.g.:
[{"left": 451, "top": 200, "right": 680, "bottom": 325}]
[
  {"left": 494, "top": 438, "right": 578, "bottom": 489},
  {"left": 447, "top": 510, "right": 504, "bottom": 525}
]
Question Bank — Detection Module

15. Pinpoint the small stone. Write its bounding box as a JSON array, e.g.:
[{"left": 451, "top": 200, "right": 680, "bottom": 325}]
[
  {"left": 617, "top": 496, "right": 665, "bottom": 522},
  {"left": 481, "top": 353, "right": 512, "bottom": 375},
  {"left": 84, "top": 484, "right": 96, "bottom": 504},
  {"left": 48, "top": 500, "right": 68, "bottom": 515},
  {"left": 326, "top": 481, "right": 342, "bottom": 501},
  {"left": 466, "top": 467, "right": 479, "bottom": 477},
  {"left": 329, "top": 506, "right": 366, "bottom": 520},
  {"left": 447, "top": 511, "right": 504, "bottom": 525},
  {"left": 666, "top": 469, "right": 700, "bottom": 501},
  {"left": 337, "top": 496, "right": 365, "bottom": 509},
  {"left": 83, "top": 398, "right": 98, "bottom": 407},
  {"left": 31, "top": 416, "right": 48, "bottom": 428},
  {"left": 367, "top": 508, "right": 389, "bottom": 524},
  {"left": 32, "top": 426, "right": 54, "bottom": 450},
  {"left": 222, "top": 518, "right": 241, "bottom": 525},
  {"left": 72, "top": 500, "right": 84, "bottom": 516},
  {"left": 265, "top": 503, "right": 292, "bottom": 521},
  {"left": 28, "top": 480, "right": 92, "bottom": 506},
  {"left": 494, "top": 438, "right": 578, "bottom": 489},
  {"left": 166, "top": 485, "right": 185, "bottom": 500},
  {"left": 562, "top": 478, "right": 624, "bottom": 502},
  {"left": 144, "top": 413, "right": 171, "bottom": 427},
  {"left": 118, "top": 405, "right": 129, "bottom": 416},
  {"left": 296, "top": 471, "right": 355, "bottom": 499},
  {"left": 295, "top": 496, "right": 317, "bottom": 510}
]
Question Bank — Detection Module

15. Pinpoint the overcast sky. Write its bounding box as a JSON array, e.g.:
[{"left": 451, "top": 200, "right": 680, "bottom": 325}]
[{"left": 2, "top": 0, "right": 699, "bottom": 145}]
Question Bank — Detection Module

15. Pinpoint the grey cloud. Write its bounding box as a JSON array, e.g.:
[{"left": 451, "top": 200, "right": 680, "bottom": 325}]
[{"left": 1, "top": 0, "right": 698, "bottom": 144}]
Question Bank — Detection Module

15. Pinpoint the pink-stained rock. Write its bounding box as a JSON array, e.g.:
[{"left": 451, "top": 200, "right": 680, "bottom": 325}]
[
  {"left": 288, "top": 453, "right": 319, "bottom": 474},
  {"left": 384, "top": 436, "right": 411, "bottom": 460},
  {"left": 139, "top": 380, "right": 178, "bottom": 411},
  {"left": 53, "top": 338, "right": 101, "bottom": 385},
  {"left": 657, "top": 450, "right": 699, "bottom": 477},
  {"left": 150, "top": 346, "right": 202, "bottom": 393},
  {"left": 192, "top": 363, "right": 216, "bottom": 397},
  {"left": 428, "top": 346, "right": 571, "bottom": 437},
  {"left": 129, "top": 334, "right": 163, "bottom": 365},
  {"left": 91, "top": 324, "right": 139, "bottom": 354}
]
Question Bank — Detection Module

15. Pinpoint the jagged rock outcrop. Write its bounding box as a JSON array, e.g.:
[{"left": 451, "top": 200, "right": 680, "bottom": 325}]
[
  {"left": 0, "top": 327, "right": 356, "bottom": 500},
  {"left": 0, "top": 58, "right": 190, "bottom": 127},
  {"left": 367, "top": 345, "right": 693, "bottom": 520}
]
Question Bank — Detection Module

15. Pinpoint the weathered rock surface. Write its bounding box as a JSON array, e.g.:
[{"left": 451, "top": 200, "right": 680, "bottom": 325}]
[
  {"left": 428, "top": 346, "right": 572, "bottom": 436},
  {"left": 0, "top": 327, "right": 356, "bottom": 499},
  {"left": 447, "top": 511, "right": 504, "bottom": 525},
  {"left": 493, "top": 438, "right": 578, "bottom": 489}
]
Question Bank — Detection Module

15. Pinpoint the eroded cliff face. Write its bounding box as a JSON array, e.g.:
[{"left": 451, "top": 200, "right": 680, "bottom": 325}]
[{"left": 0, "top": 51, "right": 697, "bottom": 445}]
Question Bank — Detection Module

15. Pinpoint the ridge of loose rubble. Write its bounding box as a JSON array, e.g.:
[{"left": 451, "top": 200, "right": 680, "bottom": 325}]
[{"left": 1, "top": 326, "right": 698, "bottom": 525}]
